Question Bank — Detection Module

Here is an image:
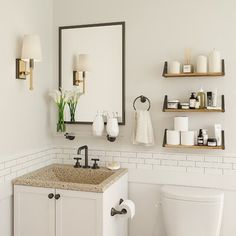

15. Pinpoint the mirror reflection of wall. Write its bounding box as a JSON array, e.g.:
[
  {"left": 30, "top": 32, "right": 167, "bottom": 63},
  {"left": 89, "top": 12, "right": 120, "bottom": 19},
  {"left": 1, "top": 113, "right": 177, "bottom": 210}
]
[{"left": 59, "top": 22, "right": 125, "bottom": 124}]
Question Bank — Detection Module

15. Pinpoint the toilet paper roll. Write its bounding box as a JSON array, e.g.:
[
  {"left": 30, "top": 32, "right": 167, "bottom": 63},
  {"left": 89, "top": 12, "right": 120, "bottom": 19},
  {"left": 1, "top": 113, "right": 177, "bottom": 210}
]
[
  {"left": 167, "top": 130, "right": 180, "bottom": 145},
  {"left": 181, "top": 131, "right": 195, "bottom": 145},
  {"left": 118, "top": 200, "right": 136, "bottom": 219},
  {"left": 174, "top": 117, "right": 189, "bottom": 131},
  {"left": 196, "top": 55, "right": 207, "bottom": 73},
  {"left": 168, "top": 61, "right": 181, "bottom": 74}
]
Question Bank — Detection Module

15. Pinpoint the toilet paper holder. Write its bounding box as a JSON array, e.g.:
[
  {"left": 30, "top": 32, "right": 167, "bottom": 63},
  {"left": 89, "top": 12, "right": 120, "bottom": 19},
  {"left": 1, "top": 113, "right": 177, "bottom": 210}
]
[{"left": 111, "top": 198, "right": 127, "bottom": 216}]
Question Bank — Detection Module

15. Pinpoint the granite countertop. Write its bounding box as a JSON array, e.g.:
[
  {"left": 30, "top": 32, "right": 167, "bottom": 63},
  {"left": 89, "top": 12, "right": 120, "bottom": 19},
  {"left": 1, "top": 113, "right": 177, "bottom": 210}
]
[{"left": 13, "top": 164, "right": 128, "bottom": 193}]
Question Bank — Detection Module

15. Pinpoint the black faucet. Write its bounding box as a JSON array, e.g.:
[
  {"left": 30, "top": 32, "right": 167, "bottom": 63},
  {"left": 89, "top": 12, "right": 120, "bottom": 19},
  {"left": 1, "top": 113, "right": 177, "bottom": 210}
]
[{"left": 77, "top": 145, "right": 90, "bottom": 168}]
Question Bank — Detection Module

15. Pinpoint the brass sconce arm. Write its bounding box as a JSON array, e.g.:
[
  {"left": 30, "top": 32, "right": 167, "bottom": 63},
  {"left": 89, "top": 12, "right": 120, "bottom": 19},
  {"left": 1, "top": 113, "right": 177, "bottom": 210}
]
[{"left": 16, "top": 58, "right": 35, "bottom": 90}]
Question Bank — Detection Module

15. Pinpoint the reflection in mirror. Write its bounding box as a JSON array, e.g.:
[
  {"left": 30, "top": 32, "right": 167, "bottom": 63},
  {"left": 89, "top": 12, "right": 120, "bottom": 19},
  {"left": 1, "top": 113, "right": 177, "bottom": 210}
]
[{"left": 59, "top": 22, "right": 125, "bottom": 124}]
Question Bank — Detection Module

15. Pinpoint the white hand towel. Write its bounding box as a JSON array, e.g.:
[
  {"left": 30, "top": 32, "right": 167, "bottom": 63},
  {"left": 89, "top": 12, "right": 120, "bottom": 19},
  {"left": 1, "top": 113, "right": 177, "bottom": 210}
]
[{"left": 132, "top": 110, "right": 155, "bottom": 146}]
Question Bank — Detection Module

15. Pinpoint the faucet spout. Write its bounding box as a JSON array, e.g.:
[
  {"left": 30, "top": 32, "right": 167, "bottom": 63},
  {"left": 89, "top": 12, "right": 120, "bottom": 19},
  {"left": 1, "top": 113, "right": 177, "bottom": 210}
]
[{"left": 77, "top": 145, "right": 90, "bottom": 168}]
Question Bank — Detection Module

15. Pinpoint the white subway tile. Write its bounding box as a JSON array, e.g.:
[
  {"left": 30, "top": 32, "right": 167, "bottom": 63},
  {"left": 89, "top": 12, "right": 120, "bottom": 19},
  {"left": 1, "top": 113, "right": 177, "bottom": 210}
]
[
  {"left": 161, "top": 160, "right": 178, "bottom": 166},
  {"left": 137, "top": 164, "right": 153, "bottom": 170},
  {"left": 106, "top": 151, "right": 120, "bottom": 157},
  {"left": 121, "top": 152, "right": 136, "bottom": 158},
  {"left": 223, "top": 169, "right": 236, "bottom": 176},
  {"left": 179, "top": 161, "right": 195, "bottom": 167},
  {"left": 187, "top": 167, "right": 204, "bottom": 174},
  {"left": 204, "top": 156, "right": 223, "bottom": 163},
  {"left": 224, "top": 157, "right": 236, "bottom": 164},
  {"left": 233, "top": 164, "right": 236, "bottom": 169},
  {"left": 57, "top": 153, "right": 70, "bottom": 159},
  {"left": 196, "top": 162, "right": 232, "bottom": 169},
  {"left": 63, "top": 159, "right": 74, "bottom": 165},
  {"left": 5, "top": 159, "right": 17, "bottom": 168},
  {"left": 63, "top": 148, "right": 77, "bottom": 154},
  {"left": 104, "top": 156, "right": 113, "bottom": 162},
  {"left": 0, "top": 168, "right": 11, "bottom": 177},
  {"left": 187, "top": 155, "right": 204, "bottom": 162},
  {"left": 137, "top": 152, "right": 152, "bottom": 159},
  {"left": 162, "top": 154, "right": 186, "bottom": 161},
  {"left": 205, "top": 168, "right": 222, "bottom": 175},
  {"left": 145, "top": 159, "right": 161, "bottom": 165},
  {"left": 113, "top": 157, "right": 129, "bottom": 163},
  {"left": 11, "top": 165, "right": 23, "bottom": 173},
  {"left": 121, "top": 163, "right": 136, "bottom": 169},
  {"left": 152, "top": 153, "right": 165, "bottom": 159},
  {"left": 0, "top": 162, "right": 4, "bottom": 170},
  {"left": 129, "top": 158, "right": 144, "bottom": 164},
  {"left": 89, "top": 150, "right": 106, "bottom": 156},
  {"left": 153, "top": 165, "right": 186, "bottom": 172},
  {"left": 5, "top": 172, "right": 17, "bottom": 182},
  {"left": 53, "top": 148, "right": 63, "bottom": 154},
  {"left": 17, "top": 156, "right": 29, "bottom": 164}
]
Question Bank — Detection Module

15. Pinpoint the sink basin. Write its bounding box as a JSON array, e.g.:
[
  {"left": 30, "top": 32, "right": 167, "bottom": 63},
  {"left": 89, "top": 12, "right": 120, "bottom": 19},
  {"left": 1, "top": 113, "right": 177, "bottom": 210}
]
[{"left": 13, "top": 164, "right": 127, "bottom": 193}]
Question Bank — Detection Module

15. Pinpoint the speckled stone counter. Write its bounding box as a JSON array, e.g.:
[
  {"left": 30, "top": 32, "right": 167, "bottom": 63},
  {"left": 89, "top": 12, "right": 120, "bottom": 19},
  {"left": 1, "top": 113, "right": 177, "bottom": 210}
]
[{"left": 13, "top": 164, "right": 128, "bottom": 193}]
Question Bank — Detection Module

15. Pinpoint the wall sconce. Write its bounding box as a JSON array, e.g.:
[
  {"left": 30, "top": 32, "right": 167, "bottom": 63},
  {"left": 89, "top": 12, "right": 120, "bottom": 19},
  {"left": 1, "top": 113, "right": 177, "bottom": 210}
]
[
  {"left": 73, "top": 54, "right": 90, "bottom": 94},
  {"left": 16, "top": 34, "right": 42, "bottom": 90}
]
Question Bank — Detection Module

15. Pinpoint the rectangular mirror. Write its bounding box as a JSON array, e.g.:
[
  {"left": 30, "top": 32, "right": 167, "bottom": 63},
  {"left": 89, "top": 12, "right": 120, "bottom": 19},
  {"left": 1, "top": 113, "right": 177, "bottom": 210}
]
[{"left": 59, "top": 22, "right": 125, "bottom": 124}]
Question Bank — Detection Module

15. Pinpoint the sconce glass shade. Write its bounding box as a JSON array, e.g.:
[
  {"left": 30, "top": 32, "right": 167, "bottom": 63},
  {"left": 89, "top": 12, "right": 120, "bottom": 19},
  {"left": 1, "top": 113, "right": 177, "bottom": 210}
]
[
  {"left": 21, "top": 34, "right": 42, "bottom": 62},
  {"left": 76, "top": 54, "right": 90, "bottom": 71}
]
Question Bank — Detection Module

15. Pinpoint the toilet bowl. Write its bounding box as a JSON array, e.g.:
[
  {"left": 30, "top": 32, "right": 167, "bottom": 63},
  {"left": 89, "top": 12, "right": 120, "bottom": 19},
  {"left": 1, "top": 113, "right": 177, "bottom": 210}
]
[{"left": 161, "top": 185, "right": 224, "bottom": 236}]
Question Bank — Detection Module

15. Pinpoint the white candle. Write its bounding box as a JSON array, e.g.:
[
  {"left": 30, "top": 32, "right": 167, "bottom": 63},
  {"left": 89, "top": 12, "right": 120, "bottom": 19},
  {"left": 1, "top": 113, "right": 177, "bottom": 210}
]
[
  {"left": 209, "top": 49, "right": 221, "bottom": 73},
  {"left": 196, "top": 55, "right": 207, "bottom": 73},
  {"left": 168, "top": 61, "right": 181, "bottom": 74}
]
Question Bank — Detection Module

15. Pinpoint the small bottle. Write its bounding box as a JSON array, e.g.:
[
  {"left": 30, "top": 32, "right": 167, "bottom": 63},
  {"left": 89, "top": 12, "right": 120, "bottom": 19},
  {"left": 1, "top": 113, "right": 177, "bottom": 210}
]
[
  {"left": 202, "top": 129, "right": 208, "bottom": 145},
  {"left": 197, "top": 88, "right": 206, "bottom": 109},
  {"left": 195, "top": 97, "right": 200, "bottom": 109},
  {"left": 197, "top": 129, "right": 204, "bottom": 146},
  {"left": 189, "top": 92, "right": 196, "bottom": 109}
]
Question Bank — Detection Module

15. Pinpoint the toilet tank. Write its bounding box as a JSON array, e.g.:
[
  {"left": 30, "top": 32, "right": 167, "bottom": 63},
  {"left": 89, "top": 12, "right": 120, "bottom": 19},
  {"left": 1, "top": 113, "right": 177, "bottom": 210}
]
[{"left": 161, "top": 185, "right": 224, "bottom": 236}]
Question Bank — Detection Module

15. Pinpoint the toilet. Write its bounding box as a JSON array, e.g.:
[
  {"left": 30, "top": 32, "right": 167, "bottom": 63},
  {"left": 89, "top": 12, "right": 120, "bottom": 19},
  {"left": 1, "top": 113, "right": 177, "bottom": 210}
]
[{"left": 161, "top": 185, "right": 224, "bottom": 236}]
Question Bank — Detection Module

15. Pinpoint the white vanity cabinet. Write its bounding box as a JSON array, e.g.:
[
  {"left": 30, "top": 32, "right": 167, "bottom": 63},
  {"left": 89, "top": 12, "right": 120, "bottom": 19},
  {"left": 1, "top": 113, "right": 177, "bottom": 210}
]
[{"left": 14, "top": 173, "right": 128, "bottom": 236}]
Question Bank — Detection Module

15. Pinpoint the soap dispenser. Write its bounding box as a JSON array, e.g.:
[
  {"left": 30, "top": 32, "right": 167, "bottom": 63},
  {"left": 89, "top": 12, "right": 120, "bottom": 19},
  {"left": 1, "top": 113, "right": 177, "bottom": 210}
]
[{"left": 197, "top": 88, "right": 206, "bottom": 109}]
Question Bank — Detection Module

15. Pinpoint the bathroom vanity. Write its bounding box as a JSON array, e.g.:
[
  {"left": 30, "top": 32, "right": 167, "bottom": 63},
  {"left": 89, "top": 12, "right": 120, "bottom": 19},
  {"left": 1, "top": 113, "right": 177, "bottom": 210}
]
[{"left": 13, "top": 164, "right": 128, "bottom": 236}]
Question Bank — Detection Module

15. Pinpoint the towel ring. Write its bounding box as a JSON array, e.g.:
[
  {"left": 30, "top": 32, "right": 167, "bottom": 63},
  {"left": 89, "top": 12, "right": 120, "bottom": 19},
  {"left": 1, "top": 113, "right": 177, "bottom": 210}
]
[{"left": 133, "top": 95, "right": 151, "bottom": 111}]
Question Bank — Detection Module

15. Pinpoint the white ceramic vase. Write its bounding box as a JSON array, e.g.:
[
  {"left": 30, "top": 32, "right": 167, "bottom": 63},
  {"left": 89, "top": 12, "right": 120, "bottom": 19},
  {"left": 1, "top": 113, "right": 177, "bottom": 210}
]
[
  {"left": 92, "top": 112, "right": 104, "bottom": 136},
  {"left": 106, "top": 117, "right": 119, "bottom": 137}
]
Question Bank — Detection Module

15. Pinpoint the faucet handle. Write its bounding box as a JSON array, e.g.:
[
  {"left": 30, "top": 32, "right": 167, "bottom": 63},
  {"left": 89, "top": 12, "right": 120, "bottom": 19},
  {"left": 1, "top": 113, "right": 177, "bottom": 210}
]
[
  {"left": 74, "top": 157, "right": 82, "bottom": 168},
  {"left": 91, "top": 158, "right": 100, "bottom": 169}
]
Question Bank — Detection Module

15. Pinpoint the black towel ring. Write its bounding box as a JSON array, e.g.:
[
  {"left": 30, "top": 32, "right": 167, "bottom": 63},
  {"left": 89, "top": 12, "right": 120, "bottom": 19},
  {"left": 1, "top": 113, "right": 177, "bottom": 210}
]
[{"left": 133, "top": 95, "right": 151, "bottom": 111}]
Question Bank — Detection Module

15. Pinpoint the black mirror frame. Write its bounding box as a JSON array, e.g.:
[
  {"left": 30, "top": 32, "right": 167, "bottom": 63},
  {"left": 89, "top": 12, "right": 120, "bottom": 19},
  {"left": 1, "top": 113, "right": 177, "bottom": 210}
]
[{"left": 58, "top": 21, "right": 125, "bottom": 125}]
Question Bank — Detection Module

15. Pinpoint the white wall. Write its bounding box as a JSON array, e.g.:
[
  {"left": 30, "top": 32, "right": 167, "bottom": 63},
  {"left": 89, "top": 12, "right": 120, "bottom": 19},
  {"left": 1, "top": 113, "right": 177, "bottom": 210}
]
[
  {"left": 0, "top": 0, "right": 54, "bottom": 159},
  {"left": 53, "top": 1, "right": 236, "bottom": 236},
  {"left": 53, "top": 0, "right": 236, "bottom": 155},
  {"left": 0, "top": 1, "right": 54, "bottom": 235}
]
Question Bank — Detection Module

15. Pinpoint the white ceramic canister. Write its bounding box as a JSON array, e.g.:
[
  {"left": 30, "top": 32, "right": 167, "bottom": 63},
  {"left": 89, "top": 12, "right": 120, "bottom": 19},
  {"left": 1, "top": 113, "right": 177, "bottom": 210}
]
[
  {"left": 168, "top": 61, "right": 181, "bottom": 74},
  {"left": 208, "top": 49, "right": 221, "bottom": 73},
  {"left": 196, "top": 55, "right": 208, "bottom": 73}
]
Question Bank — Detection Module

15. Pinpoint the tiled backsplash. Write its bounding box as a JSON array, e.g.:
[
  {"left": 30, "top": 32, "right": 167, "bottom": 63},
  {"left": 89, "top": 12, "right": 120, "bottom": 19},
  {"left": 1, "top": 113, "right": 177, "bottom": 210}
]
[{"left": 1, "top": 147, "right": 236, "bottom": 184}]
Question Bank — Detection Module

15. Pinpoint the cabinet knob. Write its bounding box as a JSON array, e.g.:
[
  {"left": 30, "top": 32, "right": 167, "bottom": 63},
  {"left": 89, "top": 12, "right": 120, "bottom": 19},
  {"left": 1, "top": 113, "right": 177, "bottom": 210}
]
[
  {"left": 55, "top": 194, "right": 61, "bottom": 200},
  {"left": 48, "top": 193, "right": 54, "bottom": 199}
]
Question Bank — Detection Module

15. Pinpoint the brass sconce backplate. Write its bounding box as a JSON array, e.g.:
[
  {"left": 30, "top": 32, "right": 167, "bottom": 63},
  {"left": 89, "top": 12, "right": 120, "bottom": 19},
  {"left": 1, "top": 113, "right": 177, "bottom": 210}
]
[{"left": 16, "top": 59, "right": 27, "bottom": 80}]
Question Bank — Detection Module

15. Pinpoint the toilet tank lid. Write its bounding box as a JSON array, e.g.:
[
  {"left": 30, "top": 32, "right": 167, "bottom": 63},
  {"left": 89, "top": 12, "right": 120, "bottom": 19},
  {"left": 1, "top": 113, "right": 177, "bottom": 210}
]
[{"left": 161, "top": 185, "right": 224, "bottom": 202}]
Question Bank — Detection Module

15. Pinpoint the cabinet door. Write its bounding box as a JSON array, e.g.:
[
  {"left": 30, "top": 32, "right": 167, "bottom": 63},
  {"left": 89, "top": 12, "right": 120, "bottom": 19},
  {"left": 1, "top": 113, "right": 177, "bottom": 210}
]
[
  {"left": 14, "top": 185, "right": 55, "bottom": 236},
  {"left": 56, "top": 189, "right": 103, "bottom": 236}
]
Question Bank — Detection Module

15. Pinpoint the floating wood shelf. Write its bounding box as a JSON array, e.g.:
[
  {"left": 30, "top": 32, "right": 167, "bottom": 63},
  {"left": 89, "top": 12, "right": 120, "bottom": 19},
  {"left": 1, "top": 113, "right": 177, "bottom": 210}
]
[
  {"left": 162, "top": 95, "right": 225, "bottom": 112},
  {"left": 162, "top": 59, "right": 225, "bottom": 78},
  {"left": 162, "top": 129, "right": 225, "bottom": 150}
]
